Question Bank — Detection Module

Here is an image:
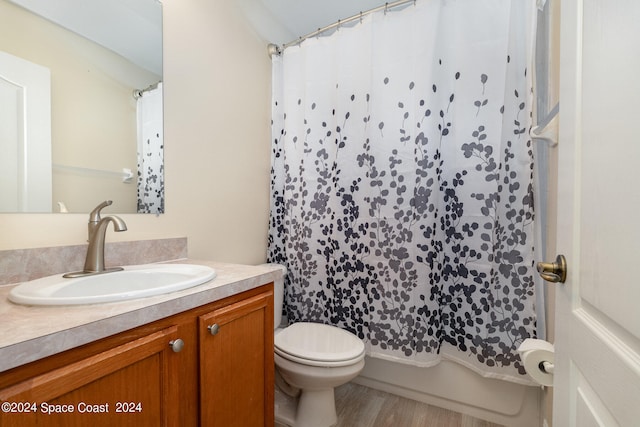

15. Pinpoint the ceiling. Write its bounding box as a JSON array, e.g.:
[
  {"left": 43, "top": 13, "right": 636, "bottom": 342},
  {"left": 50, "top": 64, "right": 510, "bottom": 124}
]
[
  {"left": 11, "top": 0, "right": 391, "bottom": 73},
  {"left": 237, "top": 0, "right": 392, "bottom": 46},
  {"left": 10, "top": 0, "right": 162, "bottom": 75}
]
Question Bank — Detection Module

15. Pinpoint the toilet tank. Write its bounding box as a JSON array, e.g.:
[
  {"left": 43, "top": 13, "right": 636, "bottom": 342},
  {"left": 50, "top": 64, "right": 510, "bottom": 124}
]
[{"left": 261, "top": 264, "right": 286, "bottom": 330}]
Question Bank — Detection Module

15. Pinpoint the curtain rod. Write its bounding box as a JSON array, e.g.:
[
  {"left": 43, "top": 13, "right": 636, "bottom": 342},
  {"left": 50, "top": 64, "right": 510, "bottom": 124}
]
[
  {"left": 133, "top": 81, "right": 162, "bottom": 99},
  {"left": 268, "top": 0, "right": 416, "bottom": 57}
]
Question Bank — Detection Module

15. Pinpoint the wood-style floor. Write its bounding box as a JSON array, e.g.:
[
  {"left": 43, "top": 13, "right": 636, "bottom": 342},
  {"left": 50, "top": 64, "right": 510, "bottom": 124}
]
[{"left": 277, "top": 382, "right": 505, "bottom": 427}]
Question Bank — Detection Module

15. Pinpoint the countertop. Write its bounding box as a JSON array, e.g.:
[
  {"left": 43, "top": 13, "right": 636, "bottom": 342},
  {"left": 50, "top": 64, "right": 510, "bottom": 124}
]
[{"left": 0, "top": 260, "right": 282, "bottom": 373}]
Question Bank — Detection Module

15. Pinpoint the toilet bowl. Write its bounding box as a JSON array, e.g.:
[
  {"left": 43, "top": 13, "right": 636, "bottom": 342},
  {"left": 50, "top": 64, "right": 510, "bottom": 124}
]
[
  {"left": 275, "top": 322, "right": 365, "bottom": 427},
  {"left": 263, "top": 264, "right": 365, "bottom": 427}
]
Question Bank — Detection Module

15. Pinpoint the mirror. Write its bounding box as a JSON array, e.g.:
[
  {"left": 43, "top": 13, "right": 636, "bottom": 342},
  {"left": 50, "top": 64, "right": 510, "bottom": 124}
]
[{"left": 0, "top": 0, "right": 163, "bottom": 214}]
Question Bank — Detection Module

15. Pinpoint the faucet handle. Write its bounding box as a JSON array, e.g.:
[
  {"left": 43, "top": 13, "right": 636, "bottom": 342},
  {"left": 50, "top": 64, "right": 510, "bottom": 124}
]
[
  {"left": 88, "top": 200, "right": 113, "bottom": 241},
  {"left": 89, "top": 200, "right": 113, "bottom": 223}
]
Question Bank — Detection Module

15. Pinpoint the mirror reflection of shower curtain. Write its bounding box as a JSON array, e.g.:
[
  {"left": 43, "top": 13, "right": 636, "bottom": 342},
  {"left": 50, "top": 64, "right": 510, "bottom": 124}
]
[{"left": 136, "top": 82, "right": 164, "bottom": 214}]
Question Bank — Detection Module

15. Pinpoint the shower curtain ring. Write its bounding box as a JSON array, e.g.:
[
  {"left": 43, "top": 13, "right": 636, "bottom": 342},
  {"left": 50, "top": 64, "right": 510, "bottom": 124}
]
[
  {"left": 360, "top": 11, "right": 363, "bottom": 23},
  {"left": 384, "top": 3, "right": 389, "bottom": 15}
]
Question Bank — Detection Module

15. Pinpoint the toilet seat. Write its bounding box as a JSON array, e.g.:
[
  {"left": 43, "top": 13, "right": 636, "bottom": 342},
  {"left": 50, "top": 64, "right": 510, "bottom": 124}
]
[{"left": 274, "top": 322, "right": 365, "bottom": 367}]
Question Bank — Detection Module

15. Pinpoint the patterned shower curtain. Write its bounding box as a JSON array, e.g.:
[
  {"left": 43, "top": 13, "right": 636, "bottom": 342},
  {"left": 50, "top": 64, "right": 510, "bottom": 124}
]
[{"left": 268, "top": 0, "right": 538, "bottom": 384}]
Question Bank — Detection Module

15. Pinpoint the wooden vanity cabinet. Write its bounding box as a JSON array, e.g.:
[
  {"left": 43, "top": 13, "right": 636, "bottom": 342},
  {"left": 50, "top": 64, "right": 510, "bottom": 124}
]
[
  {"left": 0, "top": 284, "right": 274, "bottom": 427},
  {"left": 199, "top": 291, "right": 274, "bottom": 426},
  {"left": 0, "top": 326, "right": 180, "bottom": 427}
]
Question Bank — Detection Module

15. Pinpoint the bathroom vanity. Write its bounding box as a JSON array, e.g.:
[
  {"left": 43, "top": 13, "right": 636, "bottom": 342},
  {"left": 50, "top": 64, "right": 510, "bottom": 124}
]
[{"left": 0, "top": 261, "right": 279, "bottom": 427}]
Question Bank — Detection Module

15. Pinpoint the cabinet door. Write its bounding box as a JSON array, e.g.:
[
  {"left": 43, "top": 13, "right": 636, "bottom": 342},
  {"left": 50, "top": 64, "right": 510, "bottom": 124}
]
[
  {"left": 0, "top": 326, "right": 181, "bottom": 427},
  {"left": 199, "top": 291, "right": 274, "bottom": 427}
]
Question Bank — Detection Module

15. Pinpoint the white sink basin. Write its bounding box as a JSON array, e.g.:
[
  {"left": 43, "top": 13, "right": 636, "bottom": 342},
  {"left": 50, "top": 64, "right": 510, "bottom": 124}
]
[{"left": 8, "top": 264, "right": 216, "bottom": 306}]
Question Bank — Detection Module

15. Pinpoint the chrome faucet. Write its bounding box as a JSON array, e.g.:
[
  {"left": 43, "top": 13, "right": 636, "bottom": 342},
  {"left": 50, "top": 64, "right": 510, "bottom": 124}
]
[{"left": 63, "top": 200, "right": 127, "bottom": 278}]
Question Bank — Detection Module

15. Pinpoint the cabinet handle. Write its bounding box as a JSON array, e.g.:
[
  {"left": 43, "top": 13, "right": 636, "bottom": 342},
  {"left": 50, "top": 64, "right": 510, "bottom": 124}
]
[
  {"left": 207, "top": 324, "right": 220, "bottom": 336},
  {"left": 169, "top": 338, "right": 185, "bottom": 353}
]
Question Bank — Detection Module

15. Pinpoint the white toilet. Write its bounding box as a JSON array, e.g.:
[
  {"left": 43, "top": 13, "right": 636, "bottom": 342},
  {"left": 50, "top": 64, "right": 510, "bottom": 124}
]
[{"left": 268, "top": 264, "right": 365, "bottom": 427}]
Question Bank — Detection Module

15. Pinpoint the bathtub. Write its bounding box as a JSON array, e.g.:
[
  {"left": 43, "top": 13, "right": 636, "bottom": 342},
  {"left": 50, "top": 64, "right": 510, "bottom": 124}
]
[{"left": 354, "top": 357, "right": 542, "bottom": 427}]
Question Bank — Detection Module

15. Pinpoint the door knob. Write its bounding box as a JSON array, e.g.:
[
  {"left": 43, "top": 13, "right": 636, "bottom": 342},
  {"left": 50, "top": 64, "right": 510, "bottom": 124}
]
[{"left": 537, "top": 255, "right": 567, "bottom": 283}]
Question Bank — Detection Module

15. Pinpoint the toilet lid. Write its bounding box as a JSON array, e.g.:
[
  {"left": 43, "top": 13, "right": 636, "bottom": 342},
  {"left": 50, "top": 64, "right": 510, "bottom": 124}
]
[{"left": 274, "top": 322, "right": 365, "bottom": 363}]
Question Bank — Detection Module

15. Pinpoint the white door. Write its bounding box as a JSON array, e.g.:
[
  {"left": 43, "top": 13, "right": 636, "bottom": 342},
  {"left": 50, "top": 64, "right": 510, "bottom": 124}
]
[
  {"left": 0, "top": 50, "right": 51, "bottom": 212},
  {"left": 553, "top": 0, "right": 640, "bottom": 425}
]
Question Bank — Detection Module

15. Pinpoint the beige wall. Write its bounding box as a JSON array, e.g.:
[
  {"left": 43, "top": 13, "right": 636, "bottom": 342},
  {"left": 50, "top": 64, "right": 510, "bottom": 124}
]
[{"left": 0, "top": 0, "right": 273, "bottom": 264}]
